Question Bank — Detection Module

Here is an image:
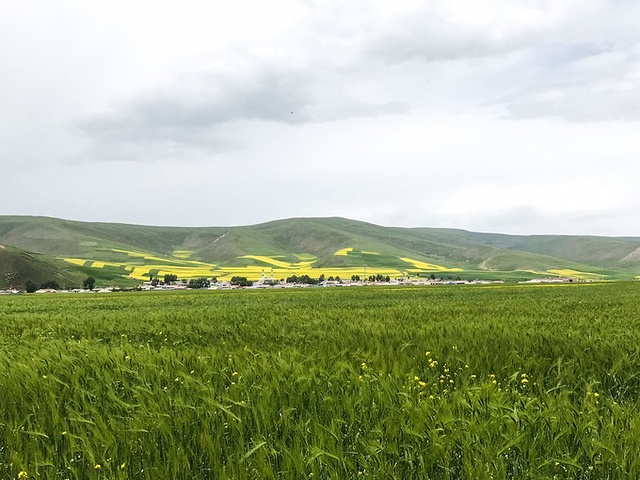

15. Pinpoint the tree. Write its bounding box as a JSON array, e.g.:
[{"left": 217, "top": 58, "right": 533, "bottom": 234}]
[
  {"left": 299, "top": 274, "right": 317, "bottom": 285},
  {"left": 164, "top": 273, "right": 178, "bottom": 284},
  {"left": 40, "top": 280, "right": 60, "bottom": 290},
  {"left": 188, "top": 278, "right": 211, "bottom": 289},
  {"left": 24, "top": 279, "right": 38, "bottom": 293},
  {"left": 83, "top": 276, "right": 96, "bottom": 290},
  {"left": 230, "top": 276, "right": 252, "bottom": 287}
]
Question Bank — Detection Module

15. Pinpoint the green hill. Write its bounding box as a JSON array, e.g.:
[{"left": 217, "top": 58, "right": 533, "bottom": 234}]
[
  {"left": 0, "top": 244, "right": 87, "bottom": 290},
  {"left": 0, "top": 216, "right": 638, "bottom": 283}
]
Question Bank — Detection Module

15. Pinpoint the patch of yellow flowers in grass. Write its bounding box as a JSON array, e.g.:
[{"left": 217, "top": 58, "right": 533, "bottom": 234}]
[{"left": 410, "top": 350, "right": 535, "bottom": 402}]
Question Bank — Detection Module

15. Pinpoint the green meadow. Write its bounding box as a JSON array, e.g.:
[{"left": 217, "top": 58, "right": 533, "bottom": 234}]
[{"left": 2, "top": 283, "right": 640, "bottom": 479}]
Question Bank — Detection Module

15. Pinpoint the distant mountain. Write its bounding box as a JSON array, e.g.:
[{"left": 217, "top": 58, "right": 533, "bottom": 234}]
[{"left": 0, "top": 215, "right": 638, "bottom": 284}]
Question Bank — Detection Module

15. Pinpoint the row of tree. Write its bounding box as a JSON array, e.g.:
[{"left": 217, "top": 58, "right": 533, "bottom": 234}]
[
  {"left": 24, "top": 276, "right": 95, "bottom": 293},
  {"left": 350, "top": 274, "right": 391, "bottom": 282}
]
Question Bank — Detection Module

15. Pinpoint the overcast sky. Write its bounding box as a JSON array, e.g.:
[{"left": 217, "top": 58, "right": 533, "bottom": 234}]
[{"left": 1, "top": 0, "right": 639, "bottom": 235}]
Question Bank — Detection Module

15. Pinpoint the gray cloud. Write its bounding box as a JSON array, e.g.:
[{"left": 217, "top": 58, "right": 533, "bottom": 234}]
[
  {"left": 80, "top": 69, "right": 313, "bottom": 141},
  {"left": 78, "top": 62, "right": 409, "bottom": 161}
]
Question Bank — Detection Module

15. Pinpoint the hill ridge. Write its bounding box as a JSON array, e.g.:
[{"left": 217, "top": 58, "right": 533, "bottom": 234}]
[{"left": 1, "top": 215, "right": 638, "bottom": 285}]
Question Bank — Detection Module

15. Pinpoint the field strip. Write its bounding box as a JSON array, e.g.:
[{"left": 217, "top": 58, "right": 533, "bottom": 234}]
[{"left": 400, "top": 257, "right": 462, "bottom": 272}]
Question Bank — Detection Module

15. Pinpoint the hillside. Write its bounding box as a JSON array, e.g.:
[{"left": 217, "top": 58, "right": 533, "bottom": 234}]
[
  {"left": 0, "top": 244, "right": 87, "bottom": 289},
  {"left": 0, "top": 215, "right": 638, "bottom": 283}
]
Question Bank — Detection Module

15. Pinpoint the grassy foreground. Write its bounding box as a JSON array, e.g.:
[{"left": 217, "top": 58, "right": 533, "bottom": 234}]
[{"left": 2, "top": 284, "right": 640, "bottom": 479}]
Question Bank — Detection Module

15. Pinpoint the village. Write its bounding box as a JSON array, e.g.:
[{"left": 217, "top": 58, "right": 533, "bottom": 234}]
[{"left": 1, "top": 268, "right": 583, "bottom": 295}]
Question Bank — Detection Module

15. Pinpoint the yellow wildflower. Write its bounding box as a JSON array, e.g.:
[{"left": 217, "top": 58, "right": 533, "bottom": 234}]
[
  {"left": 18, "top": 472, "right": 28, "bottom": 479},
  {"left": 94, "top": 464, "right": 101, "bottom": 470}
]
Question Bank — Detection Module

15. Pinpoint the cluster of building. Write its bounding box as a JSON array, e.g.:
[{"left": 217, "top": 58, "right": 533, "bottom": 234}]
[
  {"left": 139, "top": 276, "right": 503, "bottom": 291},
  {"left": 1, "top": 272, "right": 582, "bottom": 295},
  {"left": 0, "top": 287, "right": 119, "bottom": 295}
]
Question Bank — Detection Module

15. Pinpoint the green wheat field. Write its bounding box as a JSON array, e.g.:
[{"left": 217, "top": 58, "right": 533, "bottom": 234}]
[{"left": 2, "top": 283, "right": 640, "bottom": 479}]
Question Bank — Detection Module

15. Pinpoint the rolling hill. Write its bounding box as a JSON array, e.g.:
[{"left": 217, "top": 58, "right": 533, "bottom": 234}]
[{"left": 0, "top": 215, "right": 639, "bottom": 285}]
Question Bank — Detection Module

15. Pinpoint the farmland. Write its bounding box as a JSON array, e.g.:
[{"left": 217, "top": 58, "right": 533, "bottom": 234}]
[
  {"left": 2, "top": 283, "right": 640, "bottom": 479},
  {"left": 60, "top": 248, "right": 464, "bottom": 282},
  {"left": 2, "top": 215, "right": 639, "bottom": 288}
]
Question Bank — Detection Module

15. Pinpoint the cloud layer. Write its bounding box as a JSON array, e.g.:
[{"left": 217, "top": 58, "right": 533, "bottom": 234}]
[{"left": 1, "top": 0, "right": 639, "bottom": 234}]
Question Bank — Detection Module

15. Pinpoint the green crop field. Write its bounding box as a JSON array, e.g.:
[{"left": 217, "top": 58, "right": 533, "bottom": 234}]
[{"left": 2, "top": 284, "right": 640, "bottom": 479}]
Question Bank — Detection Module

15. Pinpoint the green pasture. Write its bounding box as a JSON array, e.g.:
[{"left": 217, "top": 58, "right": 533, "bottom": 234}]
[{"left": 2, "top": 283, "right": 640, "bottom": 478}]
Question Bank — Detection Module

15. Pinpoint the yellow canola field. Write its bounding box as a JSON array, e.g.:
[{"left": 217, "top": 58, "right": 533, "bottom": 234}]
[
  {"left": 400, "top": 257, "right": 462, "bottom": 272},
  {"left": 212, "top": 266, "right": 404, "bottom": 281},
  {"left": 240, "top": 255, "right": 293, "bottom": 269},
  {"left": 334, "top": 248, "right": 379, "bottom": 256},
  {"left": 547, "top": 269, "right": 606, "bottom": 279},
  {"left": 128, "top": 265, "right": 219, "bottom": 281},
  {"left": 63, "top": 258, "right": 89, "bottom": 267},
  {"left": 240, "top": 255, "right": 318, "bottom": 269},
  {"left": 64, "top": 248, "right": 466, "bottom": 282},
  {"left": 112, "top": 248, "right": 213, "bottom": 267}
]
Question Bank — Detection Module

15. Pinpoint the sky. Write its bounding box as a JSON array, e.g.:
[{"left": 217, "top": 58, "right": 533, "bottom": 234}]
[{"left": 1, "top": 0, "right": 639, "bottom": 235}]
